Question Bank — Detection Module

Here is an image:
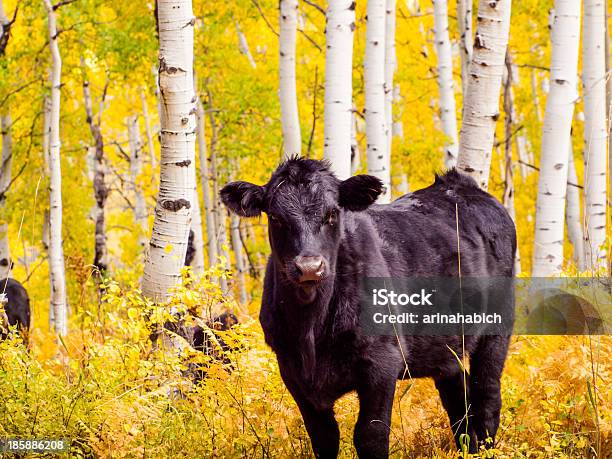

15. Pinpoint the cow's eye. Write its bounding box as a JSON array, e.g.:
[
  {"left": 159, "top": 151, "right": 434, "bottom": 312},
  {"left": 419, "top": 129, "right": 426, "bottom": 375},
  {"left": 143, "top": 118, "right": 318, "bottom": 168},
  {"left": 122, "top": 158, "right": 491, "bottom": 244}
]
[
  {"left": 268, "top": 215, "right": 282, "bottom": 226},
  {"left": 324, "top": 210, "right": 338, "bottom": 227}
]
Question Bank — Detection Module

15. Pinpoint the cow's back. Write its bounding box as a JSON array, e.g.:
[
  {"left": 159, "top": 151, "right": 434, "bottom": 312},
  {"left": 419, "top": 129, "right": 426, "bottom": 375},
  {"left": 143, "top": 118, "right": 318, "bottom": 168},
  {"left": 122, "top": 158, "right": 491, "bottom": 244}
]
[{"left": 365, "top": 169, "right": 516, "bottom": 277}]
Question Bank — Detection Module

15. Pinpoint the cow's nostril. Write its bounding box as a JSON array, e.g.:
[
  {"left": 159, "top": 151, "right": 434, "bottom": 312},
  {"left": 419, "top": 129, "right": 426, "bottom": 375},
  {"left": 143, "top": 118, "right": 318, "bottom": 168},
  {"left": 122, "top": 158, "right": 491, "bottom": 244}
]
[{"left": 295, "top": 256, "right": 325, "bottom": 282}]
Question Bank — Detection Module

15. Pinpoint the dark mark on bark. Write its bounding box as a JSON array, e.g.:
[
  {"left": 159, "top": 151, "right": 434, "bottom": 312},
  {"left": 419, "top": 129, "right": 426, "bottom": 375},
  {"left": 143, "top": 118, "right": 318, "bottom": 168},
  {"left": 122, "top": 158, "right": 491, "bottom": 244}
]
[
  {"left": 161, "top": 199, "right": 191, "bottom": 211},
  {"left": 175, "top": 160, "right": 191, "bottom": 167}
]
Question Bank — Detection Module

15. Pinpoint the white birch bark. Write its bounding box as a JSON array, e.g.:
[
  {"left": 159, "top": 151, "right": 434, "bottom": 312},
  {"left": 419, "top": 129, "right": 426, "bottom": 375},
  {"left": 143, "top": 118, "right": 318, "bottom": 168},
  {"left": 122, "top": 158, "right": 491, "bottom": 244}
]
[
  {"left": 456, "top": 0, "right": 512, "bottom": 190},
  {"left": 127, "top": 116, "right": 148, "bottom": 247},
  {"left": 42, "top": 95, "right": 51, "bottom": 175},
  {"left": 530, "top": 68, "right": 543, "bottom": 122},
  {"left": 189, "top": 185, "right": 205, "bottom": 275},
  {"left": 235, "top": 21, "right": 257, "bottom": 69},
  {"left": 502, "top": 57, "right": 521, "bottom": 274},
  {"left": 398, "top": 173, "right": 409, "bottom": 195},
  {"left": 279, "top": 0, "right": 301, "bottom": 158},
  {"left": 566, "top": 143, "right": 585, "bottom": 270},
  {"left": 230, "top": 213, "right": 248, "bottom": 306},
  {"left": 350, "top": 105, "right": 361, "bottom": 173},
  {"left": 582, "top": 0, "right": 608, "bottom": 271},
  {"left": 365, "top": 0, "right": 391, "bottom": 202},
  {"left": 433, "top": 0, "right": 459, "bottom": 168},
  {"left": 384, "top": 0, "right": 396, "bottom": 174},
  {"left": 532, "top": 0, "right": 581, "bottom": 276},
  {"left": 82, "top": 73, "right": 108, "bottom": 274},
  {"left": 323, "top": 0, "right": 355, "bottom": 180},
  {"left": 140, "top": 87, "right": 157, "bottom": 168},
  {"left": 0, "top": 114, "right": 12, "bottom": 278},
  {"left": 141, "top": 0, "right": 196, "bottom": 302},
  {"left": 196, "top": 97, "right": 217, "bottom": 267},
  {"left": 457, "top": 0, "right": 473, "bottom": 100},
  {"left": 44, "top": 0, "right": 67, "bottom": 336}
]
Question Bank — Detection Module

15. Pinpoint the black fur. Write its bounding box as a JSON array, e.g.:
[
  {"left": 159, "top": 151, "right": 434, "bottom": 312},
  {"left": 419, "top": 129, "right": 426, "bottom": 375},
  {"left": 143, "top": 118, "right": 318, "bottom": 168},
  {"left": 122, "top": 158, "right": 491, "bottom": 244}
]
[
  {"left": 221, "top": 158, "right": 516, "bottom": 458},
  {"left": 0, "top": 278, "right": 31, "bottom": 345}
]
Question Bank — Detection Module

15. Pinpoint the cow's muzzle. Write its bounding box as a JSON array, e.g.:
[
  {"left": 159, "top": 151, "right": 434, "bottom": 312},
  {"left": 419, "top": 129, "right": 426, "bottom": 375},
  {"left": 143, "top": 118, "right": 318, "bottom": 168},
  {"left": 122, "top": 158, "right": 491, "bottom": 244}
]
[{"left": 294, "top": 255, "right": 325, "bottom": 283}]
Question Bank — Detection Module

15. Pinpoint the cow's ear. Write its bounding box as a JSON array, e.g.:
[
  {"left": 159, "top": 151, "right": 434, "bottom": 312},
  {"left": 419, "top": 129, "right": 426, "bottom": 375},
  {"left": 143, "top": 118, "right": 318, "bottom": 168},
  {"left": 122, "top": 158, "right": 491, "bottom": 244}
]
[
  {"left": 338, "top": 175, "right": 384, "bottom": 211},
  {"left": 220, "top": 181, "right": 265, "bottom": 217}
]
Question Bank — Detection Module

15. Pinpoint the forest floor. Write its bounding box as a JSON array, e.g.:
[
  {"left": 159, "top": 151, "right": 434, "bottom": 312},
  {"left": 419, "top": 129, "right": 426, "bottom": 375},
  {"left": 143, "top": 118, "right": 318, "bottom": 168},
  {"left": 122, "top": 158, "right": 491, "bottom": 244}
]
[{"left": 0, "top": 274, "right": 610, "bottom": 458}]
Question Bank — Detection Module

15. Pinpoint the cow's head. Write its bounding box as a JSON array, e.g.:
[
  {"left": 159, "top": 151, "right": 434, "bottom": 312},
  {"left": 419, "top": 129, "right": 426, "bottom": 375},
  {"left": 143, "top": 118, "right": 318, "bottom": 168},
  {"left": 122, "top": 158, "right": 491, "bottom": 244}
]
[{"left": 221, "top": 157, "right": 383, "bottom": 303}]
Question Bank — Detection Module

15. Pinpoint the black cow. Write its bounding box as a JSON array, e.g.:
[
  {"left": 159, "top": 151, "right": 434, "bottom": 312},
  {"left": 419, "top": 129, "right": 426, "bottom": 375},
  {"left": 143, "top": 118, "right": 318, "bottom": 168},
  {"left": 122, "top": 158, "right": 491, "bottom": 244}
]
[
  {"left": 221, "top": 158, "right": 516, "bottom": 458},
  {"left": 0, "top": 278, "right": 31, "bottom": 345}
]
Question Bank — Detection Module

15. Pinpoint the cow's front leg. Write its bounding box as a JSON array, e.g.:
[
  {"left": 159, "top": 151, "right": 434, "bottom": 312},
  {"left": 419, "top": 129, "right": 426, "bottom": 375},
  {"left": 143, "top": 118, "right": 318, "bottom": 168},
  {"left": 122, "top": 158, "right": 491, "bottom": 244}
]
[
  {"left": 294, "top": 396, "right": 340, "bottom": 459},
  {"left": 354, "top": 378, "right": 396, "bottom": 459}
]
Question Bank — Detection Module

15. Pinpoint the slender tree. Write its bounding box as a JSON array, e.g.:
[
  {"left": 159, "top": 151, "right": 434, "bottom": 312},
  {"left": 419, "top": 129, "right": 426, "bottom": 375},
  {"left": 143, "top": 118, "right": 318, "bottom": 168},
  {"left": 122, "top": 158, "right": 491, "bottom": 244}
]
[
  {"left": 365, "top": 0, "right": 390, "bottom": 202},
  {"left": 502, "top": 53, "right": 521, "bottom": 273},
  {"left": 582, "top": 0, "right": 608, "bottom": 271},
  {"left": 384, "top": 0, "right": 396, "bottom": 173},
  {"left": 235, "top": 21, "right": 257, "bottom": 69},
  {"left": 195, "top": 92, "right": 217, "bottom": 266},
  {"left": 279, "top": 0, "right": 301, "bottom": 158},
  {"left": 82, "top": 64, "right": 108, "bottom": 276},
  {"left": 140, "top": 88, "right": 157, "bottom": 168},
  {"left": 0, "top": 114, "right": 11, "bottom": 278},
  {"left": 433, "top": 0, "right": 459, "bottom": 168},
  {"left": 323, "top": 0, "right": 355, "bottom": 180},
  {"left": 230, "top": 213, "right": 248, "bottom": 306},
  {"left": 350, "top": 105, "right": 360, "bottom": 173},
  {"left": 566, "top": 142, "right": 585, "bottom": 270},
  {"left": 532, "top": 0, "right": 581, "bottom": 276},
  {"left": 457, "top": 0, "right": 473, "bottom": 98},
  {"left": 43, "top": 0, "right": 67, "bottom": 336},
  {"left": 142, "top": 0, "right": 197, "bottom": 302},
  {"left": 189, "top": 185, "right": 205, "bottom": 275},
  {"left": 456, "top": 0, "right": 512, "bottom": 189},
  {"left": 127, "top": 116, "right": 148, "bottom": 248}
]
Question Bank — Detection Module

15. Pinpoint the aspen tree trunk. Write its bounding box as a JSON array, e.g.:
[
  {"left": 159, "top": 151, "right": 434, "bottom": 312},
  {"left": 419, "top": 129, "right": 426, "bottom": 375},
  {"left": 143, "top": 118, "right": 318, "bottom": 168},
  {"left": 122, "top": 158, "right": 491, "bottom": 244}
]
[
  {"left": 206, "top": 96, "right": 228, "bottom": 290},
  {"left": 532, "top": 0, "right": 581, "bottom": 276},
  {"left": 606, "top": 0, "right": 612, "bottom": 233},
  {"left": 502, "top": 56, "right": 521, "bottom": 274},
  {"left": 42, "top": 95, "right": 51, "bottom": 174},
  {"left": 141, "top": 0, "right": 196, "bottom": 302},
  {"left": 0, "top": 114, "right": 12, "bottom": 278},
  {"left": 230, "top": 213, "right": 248, "bottom": 306},
  {"left": 235, "top": 21, "right": 257, "bottom": 69},
  {"left": 127, "top": 116, "right": 148, "bottom": 248},
  {"left": 398, "top": 173, "right": 409, "bottom": 195},
  {"left": 530, "top": 68, "right": 543, "bottom": 122},
  {"left": 457, "top": 0, "right": 473, "bottom": 98},
  {"left": 365, "top": 0, "right": 391, "bottom": 202},
  {"left": 350, "top": 105, "right": 361, "bottom": 173},
  {"left": 189, "top": 185, "right": 205, "bottom": 275},
  {"left": 196, "top": 96, "right": 217, "bottom": 266},
  {"left": 323, "top": 0, "right": 355, "bottom": 180},
  {"left": 44, "top": 0, "right": 67, "bottom": 336},
  {"left": 503, "top": 54, "right": 530, "bottom": 179},
  {"left": 582, "top": 0, "right": 608, "bottom": 271},
  {"left": 433, "top": 0, "right": 459, "bottom": 168},
  {"left": 456, "top": 0, "right": 512, "bottom": 190},
  {"left": 279, "top": 0, "right": 301, "bottom": 158},
  {"left": 384, "top": 0, "right": 396, "bottom": 173},
  {"left": 0, "top": 3, "right": 10, "bottom": 280},
  {"left": 82, "top": 70, "right": 108, "bottom": 275},
  {"left": 140, "top": 88, "right": 157, "bottom": 168},
  {"left": 566, "top": 143, "right": 585, "bottom": 270}
]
